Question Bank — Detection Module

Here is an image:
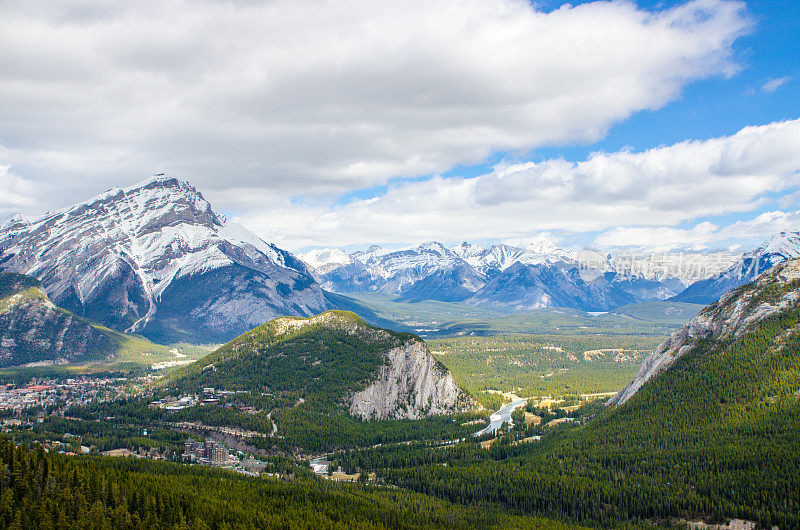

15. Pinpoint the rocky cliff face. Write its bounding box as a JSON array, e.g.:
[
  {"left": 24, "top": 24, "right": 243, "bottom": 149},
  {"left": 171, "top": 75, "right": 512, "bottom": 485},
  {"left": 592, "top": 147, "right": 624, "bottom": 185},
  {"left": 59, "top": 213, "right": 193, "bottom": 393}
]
[
  {"left": 609, "top": 259, "right": 800, "bottom": 406},
  {"left": 349, "top": 339, "right": 473, "bottom": 420}
]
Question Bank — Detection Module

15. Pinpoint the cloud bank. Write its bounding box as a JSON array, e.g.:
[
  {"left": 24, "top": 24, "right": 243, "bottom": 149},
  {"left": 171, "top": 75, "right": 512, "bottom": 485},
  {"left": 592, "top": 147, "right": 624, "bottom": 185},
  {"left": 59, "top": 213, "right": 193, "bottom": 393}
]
[
  {"left": 1, "top": 0, "right": 749, "bottom": 210},
  {"left": 234, "top": 119, "right": 800, "bottom": 250}
]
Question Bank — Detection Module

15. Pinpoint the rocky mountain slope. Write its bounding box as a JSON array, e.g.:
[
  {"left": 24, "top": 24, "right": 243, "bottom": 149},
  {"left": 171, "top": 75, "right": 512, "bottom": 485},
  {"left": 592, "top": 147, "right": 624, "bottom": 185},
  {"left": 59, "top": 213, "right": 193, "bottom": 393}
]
[
  {"left": 0, "top": 176, "right": 330, "bottom": 343},
  {"left": 672, "top": 231, "right": 800, "bottom": 305},
  {"left": 609, "top": 257, "right": 800, "bottom": 406},
  {"left": 170, "top": 310, "right": 473, "bottom": 420},
  {"left": 349, "top": 338, "right": 467, "bottom": 420},
  {"left": 0, "top": 272, "right": 161, "bottom": 368},
  {"left": 466, "top": 262, "right": 637, "bottom": 311}
]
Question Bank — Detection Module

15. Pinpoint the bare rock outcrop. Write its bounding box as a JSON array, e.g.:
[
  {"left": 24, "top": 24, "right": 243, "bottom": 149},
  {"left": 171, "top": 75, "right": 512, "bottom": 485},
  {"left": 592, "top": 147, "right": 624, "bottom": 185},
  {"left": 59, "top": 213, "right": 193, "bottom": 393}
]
[{"left": 349, "top": 339, "right": 473, "bottom": 420}]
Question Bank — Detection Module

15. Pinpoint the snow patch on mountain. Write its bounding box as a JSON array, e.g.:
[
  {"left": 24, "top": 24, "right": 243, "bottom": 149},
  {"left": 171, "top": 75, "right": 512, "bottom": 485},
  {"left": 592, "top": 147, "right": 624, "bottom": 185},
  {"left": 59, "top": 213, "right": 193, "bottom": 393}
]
[
  {"left": 300, "top": 248, "right": 354, "bottom": 273},
  {"left": 672, "top": 230, "right": 800, "bottom": 305}
]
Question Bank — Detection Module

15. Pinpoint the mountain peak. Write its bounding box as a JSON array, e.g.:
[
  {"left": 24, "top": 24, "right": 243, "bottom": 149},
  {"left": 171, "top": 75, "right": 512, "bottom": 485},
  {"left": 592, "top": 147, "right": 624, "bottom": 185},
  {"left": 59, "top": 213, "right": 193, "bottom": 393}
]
[
  {"left": 451, "top": 241, "right": 485, "bottom": 257},
  {"left": 271, "top": 310, "right": 370, "bottom": 336},
  {"left": 416, "top": 241, "right": 450, "bottom": 255},
  {"left": 524, "top": 236, "right": 560, "bottom": 255},
  {"left": 0, "top": 213, "right": 29, "bottom": 231},
  {"left": 753, "top": 230, "right": 800, "bottom": 259},
  {"left": 300, "top": 248, "right": 354, "bottom": 270},
  {"left": 0, "top": 177, "right": 328, "bottom": 342}
]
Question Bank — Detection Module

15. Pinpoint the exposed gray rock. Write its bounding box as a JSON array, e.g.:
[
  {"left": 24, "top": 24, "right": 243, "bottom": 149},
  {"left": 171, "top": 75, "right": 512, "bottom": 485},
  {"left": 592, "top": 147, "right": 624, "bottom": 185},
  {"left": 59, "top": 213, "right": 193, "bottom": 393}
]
[
  {"left": 0, "top": 273, "right": 115, "bottom": 367},
  {"left": 349, "top": 338, "right": 473, "bottom": 420}
]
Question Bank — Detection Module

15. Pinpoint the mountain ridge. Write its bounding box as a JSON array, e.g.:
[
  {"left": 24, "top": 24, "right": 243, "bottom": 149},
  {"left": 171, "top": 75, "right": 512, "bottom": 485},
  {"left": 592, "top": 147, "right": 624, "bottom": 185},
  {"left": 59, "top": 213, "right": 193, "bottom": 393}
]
[
  {"left": 301, "top": 238, "right": 740, "bottom": 311},
  {"left": 671, "top": 230, "right": 800, "bottom": 305},
  {"left": 0, "top": 272, "right": 165, "bottom": 368}
]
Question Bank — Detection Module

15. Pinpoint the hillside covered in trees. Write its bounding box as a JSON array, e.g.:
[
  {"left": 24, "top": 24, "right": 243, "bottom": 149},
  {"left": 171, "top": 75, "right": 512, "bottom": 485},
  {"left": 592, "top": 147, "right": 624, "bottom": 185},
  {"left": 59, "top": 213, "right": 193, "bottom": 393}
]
[
  {"left": 339, "top": 260, "right": 800, "bottom": 528},
  {"left": 0, "top": 435, "right": 583, "bottom": 529}
]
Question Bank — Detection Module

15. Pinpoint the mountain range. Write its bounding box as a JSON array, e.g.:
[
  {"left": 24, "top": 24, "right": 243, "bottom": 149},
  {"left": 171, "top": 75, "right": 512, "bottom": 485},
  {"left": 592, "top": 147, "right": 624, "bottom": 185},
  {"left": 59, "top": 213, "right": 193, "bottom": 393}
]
[{"left": 301, "top": 237, "right": 763, "bottom": 312}]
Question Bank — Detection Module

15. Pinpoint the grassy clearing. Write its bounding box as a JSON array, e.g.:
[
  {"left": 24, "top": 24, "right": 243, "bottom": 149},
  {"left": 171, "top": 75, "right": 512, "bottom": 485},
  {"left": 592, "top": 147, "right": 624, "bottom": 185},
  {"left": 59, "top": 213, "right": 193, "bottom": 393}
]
[{"left": 428, "top": 334, "right": 664, "bottom": 406}]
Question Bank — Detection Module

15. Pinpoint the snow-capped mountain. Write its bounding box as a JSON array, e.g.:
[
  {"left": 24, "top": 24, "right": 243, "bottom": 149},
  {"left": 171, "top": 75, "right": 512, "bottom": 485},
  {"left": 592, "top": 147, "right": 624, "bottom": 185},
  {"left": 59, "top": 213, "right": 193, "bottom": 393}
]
[
  {"left": 306, "top": 239, "right": 578, "bottom": 296},
  {"left": 0, "top": 176, "right": 329, "bottom": 343},
  {"left": 452, "top": 242, "right": 575, "bottom": 274},
  {"left": 672, "top": 231, "right": 800, "bottom": 304},
  {"left": 466, "top": 261, "right": 637, "bottom": 311},
  {"left": 301, "top": 233, "right": 797, "bottom": 312},
  {"left": 330, "top": 241, "right": 488, "bottom": 301},
  {"left": 610, "top": 251, "right": 739, "bottom": 286},
  {"left": 304, "top": 238, "right": 663, "bottom": 309},
  {"left": 300, "top": 248, "right": 355, "bottom": 273}
]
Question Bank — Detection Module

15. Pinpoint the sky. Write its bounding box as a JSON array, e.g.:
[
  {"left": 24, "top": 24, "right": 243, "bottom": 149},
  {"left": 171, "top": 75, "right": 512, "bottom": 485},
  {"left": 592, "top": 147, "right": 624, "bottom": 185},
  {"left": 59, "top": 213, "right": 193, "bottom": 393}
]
[{"left": 1, "top": 0, "right": 799, "bottom": 253}]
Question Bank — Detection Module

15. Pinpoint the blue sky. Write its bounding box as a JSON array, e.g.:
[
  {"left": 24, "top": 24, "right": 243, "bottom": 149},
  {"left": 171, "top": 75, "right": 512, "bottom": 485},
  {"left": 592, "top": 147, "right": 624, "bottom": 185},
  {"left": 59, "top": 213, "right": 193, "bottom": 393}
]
[
  {"left": 1, "top": 0, "right": 798, "bottom": 253},
  {"left": 536, "top": 1, "right": 800, "bottom": 154},
  {"left": 322, "top": 0, "right": 800, "bottom": 253}
]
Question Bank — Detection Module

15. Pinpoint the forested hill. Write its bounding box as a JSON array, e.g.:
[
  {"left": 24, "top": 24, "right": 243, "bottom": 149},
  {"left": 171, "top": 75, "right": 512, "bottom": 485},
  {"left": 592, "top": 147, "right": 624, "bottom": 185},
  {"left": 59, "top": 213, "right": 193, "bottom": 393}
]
[
  {"left": 0, "top": 272, "right": 161, "bottom": 368},
  {"left": 360, "top": 260, "right": 800, "bottom": 528},
  {"left": 168, "top": 310, "right": 472, "bottom": 419},
  {"left": 169, "top": 310, "right": 409, "bottom": 397},
  {"left": 0, "top": 435, "right": 585, "bottom": 529}
]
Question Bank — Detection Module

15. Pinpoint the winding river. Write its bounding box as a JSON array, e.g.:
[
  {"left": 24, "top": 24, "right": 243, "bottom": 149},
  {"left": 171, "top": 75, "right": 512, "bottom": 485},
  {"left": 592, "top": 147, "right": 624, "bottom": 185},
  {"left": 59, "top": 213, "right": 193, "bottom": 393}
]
[{"left": 475, "top": 398, "right": 528, "bottom": 436}]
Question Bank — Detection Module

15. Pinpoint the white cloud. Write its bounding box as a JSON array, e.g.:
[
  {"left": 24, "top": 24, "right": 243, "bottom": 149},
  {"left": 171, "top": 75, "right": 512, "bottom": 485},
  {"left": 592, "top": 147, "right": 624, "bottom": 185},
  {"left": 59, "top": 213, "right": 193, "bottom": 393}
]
[
  {"left": 715, "top": 210, "right": 800, "bottom": 241},
  {"left": 0, "top": 166, "right": 37, "bottom": 218},
  {"left": 594, "top": 222, "right": 720, "bottom": 251},
  {"left": 234, "top": 119, "right": 800, "bottom": 250},
  {"left": 0, "top": 0, "right": 749, "bottom": 211},
  {"left": 762, "top": 76, "right": 790, "bottom": 93},
  {"left": 594, "top": 210, "right": 800, "bottom": 252}
]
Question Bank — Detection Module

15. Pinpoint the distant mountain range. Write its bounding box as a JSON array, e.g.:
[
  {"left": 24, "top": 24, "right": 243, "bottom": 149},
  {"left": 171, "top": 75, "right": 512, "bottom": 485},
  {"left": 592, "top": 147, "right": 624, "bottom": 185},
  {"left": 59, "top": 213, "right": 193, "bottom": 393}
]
[
  {"left": 0, "top": 177, "right": 330, "bottom": 343},
  {"left": 300, "top": 238, "right": 756, "bottom": 312}
]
